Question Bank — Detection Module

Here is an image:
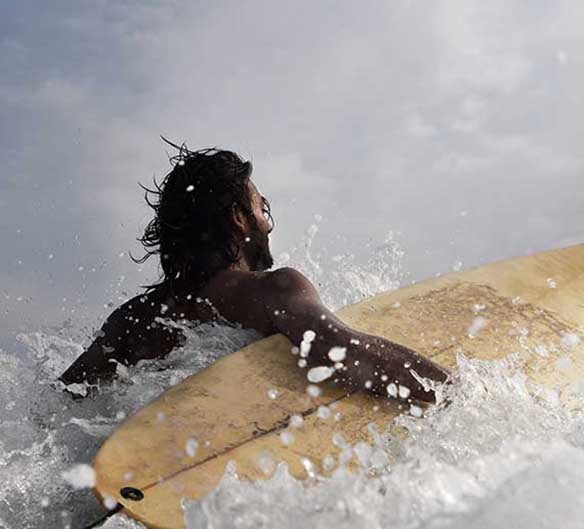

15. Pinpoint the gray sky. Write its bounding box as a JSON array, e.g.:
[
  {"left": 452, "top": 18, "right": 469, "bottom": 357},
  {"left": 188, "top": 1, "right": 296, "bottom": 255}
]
[{"left": 2, "top": 0, "right": 584, "bottom": 350}]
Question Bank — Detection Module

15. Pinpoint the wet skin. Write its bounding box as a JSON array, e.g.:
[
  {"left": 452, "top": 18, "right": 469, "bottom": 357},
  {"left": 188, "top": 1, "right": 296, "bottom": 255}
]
[{"left": 60, "top": 183, "right": 449, "bottom": 402}]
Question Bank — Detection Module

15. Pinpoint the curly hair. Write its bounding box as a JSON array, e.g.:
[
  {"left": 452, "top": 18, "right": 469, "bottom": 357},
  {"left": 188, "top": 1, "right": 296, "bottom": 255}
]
[{"left": 132, "top": 138, "right": 256, "bottom": 292}]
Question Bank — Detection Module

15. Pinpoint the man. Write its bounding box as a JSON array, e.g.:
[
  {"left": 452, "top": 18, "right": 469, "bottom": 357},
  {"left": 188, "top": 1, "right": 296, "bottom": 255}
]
[{"left": 60, "top": 141, "right": 448, "bottom": 401}]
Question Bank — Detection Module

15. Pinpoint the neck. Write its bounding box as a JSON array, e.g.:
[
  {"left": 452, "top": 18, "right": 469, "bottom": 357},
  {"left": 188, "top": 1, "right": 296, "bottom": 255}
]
[
  {"left": 161, "top": 252, "right": 255, "bottom": 299},
  {"left": 228, "top": 258, "right": 253, "bottom": 272}
]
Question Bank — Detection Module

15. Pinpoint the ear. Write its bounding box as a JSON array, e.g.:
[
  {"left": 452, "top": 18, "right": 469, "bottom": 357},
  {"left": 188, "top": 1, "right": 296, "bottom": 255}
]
[{"left": 231, "top": 203, "right": 250, "bottom": 234}]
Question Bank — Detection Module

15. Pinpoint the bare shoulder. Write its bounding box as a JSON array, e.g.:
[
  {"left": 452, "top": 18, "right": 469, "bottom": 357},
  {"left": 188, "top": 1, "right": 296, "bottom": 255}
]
[
  {"left": 263, "top": 267, "right": 320, "bottom": 300},
  {"left": 106, "top": 293, "right": 146, "bottom": 325},
  {"left": 93, "top": 300, "right": 134, "bottom": 348},
  {"left": 99, "top": 290, "right": 160, "bottom": 339}
]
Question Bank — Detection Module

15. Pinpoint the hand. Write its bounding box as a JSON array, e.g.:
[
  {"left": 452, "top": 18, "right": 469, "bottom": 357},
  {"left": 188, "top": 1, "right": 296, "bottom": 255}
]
[{"left": 379, "top": 342, "right": 450, "bottom": 403}]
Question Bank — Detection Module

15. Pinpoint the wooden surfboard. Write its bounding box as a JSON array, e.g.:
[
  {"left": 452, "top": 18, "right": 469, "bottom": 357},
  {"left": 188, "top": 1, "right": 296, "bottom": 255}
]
[{"left": 93, "top": 244, "right": 584, "bottom": 528}]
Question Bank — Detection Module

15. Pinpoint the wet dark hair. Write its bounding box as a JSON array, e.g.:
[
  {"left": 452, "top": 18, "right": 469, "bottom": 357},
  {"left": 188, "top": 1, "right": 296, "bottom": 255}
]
[{"left": 132, "top": 138, "right": 257, "bottom": 292}]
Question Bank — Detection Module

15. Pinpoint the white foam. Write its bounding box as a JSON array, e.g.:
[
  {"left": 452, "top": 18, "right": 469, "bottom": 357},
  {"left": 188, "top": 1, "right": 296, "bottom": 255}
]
[
  {"left": 61, "top": 464, "right": 95, "bottom": 490},
  {"left": 0, "top": 321, "right": 259, "bottom": 528}
]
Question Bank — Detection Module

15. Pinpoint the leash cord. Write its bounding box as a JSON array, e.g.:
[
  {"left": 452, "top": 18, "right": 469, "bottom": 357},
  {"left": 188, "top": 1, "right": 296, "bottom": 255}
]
[{"left": 79, "top": 502, "right": 123, "bottom": 529}]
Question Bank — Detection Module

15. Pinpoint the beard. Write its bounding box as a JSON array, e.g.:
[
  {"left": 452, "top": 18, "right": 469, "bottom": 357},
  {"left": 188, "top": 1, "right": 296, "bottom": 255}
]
[{"left": 244, "top": 220, "right": 274, "bottom": 272}]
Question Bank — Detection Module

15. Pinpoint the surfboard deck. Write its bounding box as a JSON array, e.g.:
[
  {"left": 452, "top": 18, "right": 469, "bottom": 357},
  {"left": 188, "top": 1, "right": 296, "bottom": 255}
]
[{"left": 93, "top": 244, "right": 584, "bottom": 528}]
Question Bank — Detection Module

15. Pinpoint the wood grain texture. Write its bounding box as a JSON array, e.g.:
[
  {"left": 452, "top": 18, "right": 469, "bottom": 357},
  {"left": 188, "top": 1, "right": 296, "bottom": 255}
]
[{"left": 93, "top": 244, "right": 584, "bottom": 528}]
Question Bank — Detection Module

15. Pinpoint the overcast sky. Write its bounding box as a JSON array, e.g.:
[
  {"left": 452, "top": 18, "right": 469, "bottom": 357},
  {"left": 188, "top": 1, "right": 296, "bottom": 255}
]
[{"left": 2, "top": 0, "right": 584, "bottom": 349}]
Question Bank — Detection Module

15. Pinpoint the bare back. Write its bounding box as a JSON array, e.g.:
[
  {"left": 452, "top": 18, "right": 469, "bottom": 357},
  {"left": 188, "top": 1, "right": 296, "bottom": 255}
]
[{"left": 59, "top": 271, "right": 278, "bottom": 385}]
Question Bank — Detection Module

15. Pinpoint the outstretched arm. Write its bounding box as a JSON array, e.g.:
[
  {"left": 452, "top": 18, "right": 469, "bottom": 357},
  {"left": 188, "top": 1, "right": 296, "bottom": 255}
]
[{"left": 263, "top": 267, "right": 448, "bottom": 402}]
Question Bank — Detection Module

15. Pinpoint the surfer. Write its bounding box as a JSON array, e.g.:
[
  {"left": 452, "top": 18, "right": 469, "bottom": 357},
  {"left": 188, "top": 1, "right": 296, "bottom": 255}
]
[{"left": 59, "top": 141, "right": 448, "bottom": 401}]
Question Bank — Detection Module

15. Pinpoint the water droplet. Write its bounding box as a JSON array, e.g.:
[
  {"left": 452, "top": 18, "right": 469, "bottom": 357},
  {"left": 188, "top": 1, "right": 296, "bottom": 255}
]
[
  {"left": 300, "top": 342, "right": 311, "bottom": 357},
  {"left": 280, "top": 431, "right": 295, "bottom": 446},
  {"left": 289, "top": 415, "right": 304, "bottom": 428},
  {"left": 303, "top": 330, "right": 316, "bottom": 342},
  {"left": 103, "top": 495, "right": 118, "bottom": 510},
  {"left": 306, "top": 385, "right": 321, "bottom": 398},
  {"left": 386, "top": 383, "right": 398, "bottom": 398},
  {"left": 328, "top": 346, "right": 347, "bottom": 362},
  {"left": 398, "top": 385, "right": 411, "bottom": 399},
  {"left": 410, "top": 405, "right": 423, "bottom": 417},
  {"left": 185, "top": 438, "right": 199, "bottom": 457},
  {"left": 561, "top": 333, "right": 581, "bottom": 349},
  {"left": 323, "top": 455, "right": 336, "bottom": 471},
  {"left": 468, "top": 316, "right": 488, "bottom": 338},
  {"left": 307, "top": 366, "right": 334, "bottom": 383},
  {"left": 556, "top": 357, "right": 573, "bottom": 371},
  {"left": 256, "top": 452, "right": 276, "bottom": 475}
]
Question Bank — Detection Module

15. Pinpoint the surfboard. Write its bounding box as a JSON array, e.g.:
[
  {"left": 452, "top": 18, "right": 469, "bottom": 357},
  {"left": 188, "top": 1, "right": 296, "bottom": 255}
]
[{"left": 93, "top": 243, "right": 584, "bottom": 528}]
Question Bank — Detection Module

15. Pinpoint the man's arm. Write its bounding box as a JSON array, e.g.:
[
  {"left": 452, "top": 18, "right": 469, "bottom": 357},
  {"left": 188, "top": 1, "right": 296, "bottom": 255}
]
[
  {"left": 263, "top": 267, "right": 448, "bottom": 402},
  {"left": 58, "top": 308, "right": 127, "bottom": 386}
]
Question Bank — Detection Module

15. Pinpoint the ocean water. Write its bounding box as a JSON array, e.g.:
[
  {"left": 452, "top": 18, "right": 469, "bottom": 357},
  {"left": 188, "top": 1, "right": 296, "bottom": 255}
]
[
  {"left": 2, "top": 226, "right": 584, "bottom": 529},
  {"left": 0, "top": 320, "right": 261, "bottom": 529}
]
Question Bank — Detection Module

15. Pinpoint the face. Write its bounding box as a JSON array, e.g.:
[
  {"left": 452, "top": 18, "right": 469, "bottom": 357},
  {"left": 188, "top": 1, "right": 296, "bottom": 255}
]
[
  {"left": 242, "top": 181, "right": 274, "bottom": 271},
  {"left": 248, "top": 182, "right": 273, "bottom": 234}
]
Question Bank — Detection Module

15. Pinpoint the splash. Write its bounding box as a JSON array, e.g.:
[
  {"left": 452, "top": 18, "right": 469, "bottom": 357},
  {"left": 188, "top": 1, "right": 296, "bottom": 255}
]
[
  {"left": 278, "top": 220, "right": 405, "bottom": 309},
  {"left": 0, "top": 322, "right": 259, "bottom": 529}
]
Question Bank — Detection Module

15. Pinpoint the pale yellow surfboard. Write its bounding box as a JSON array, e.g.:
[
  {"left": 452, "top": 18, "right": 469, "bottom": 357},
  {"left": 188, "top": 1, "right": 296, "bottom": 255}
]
[{"left": 93, "top": 244, "right": 584, "bottom": 528}]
